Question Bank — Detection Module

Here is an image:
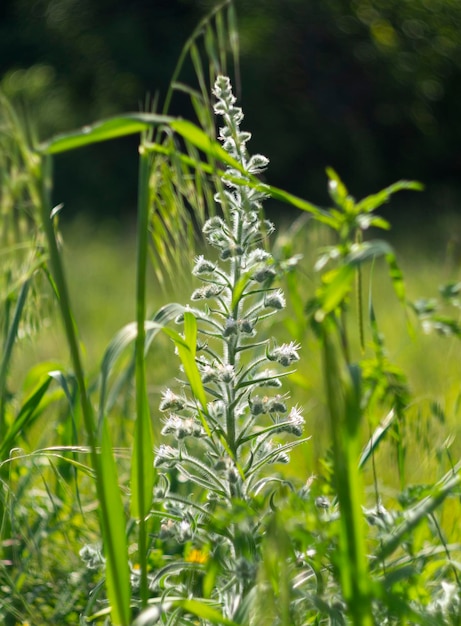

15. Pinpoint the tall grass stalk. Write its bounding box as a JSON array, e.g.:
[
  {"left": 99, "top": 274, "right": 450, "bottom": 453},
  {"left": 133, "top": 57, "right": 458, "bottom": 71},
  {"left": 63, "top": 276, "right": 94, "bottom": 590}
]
[
  {"left": 132, "top": 144, "right": 155, "bottom": 609},
  {"left": 322, "top": 319, "right": 373, "bottom": 625},
  {"left": 36, "top": 153, "right": 132, "bottom": 625}
]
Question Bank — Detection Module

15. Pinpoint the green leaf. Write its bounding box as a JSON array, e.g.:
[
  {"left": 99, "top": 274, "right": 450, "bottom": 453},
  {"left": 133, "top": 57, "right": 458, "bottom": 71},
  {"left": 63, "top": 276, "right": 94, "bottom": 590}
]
[
  {"left": 170, "top": 119, "right": 244, "bottom": 172},
  {"left": 163, "top": 313, "right": 207, "bottom": 410},
  {"left": 263, "top": 184, "right": 337, "bottom": 227},
  {"left": 98, "top": 322, "right": 138, "bottom": 427},
  {"left": 0, "top": 280, "right": 31, "bottom": 416},
  {"left": 130, "top": 394, "right": 154, "bottom": 520},
  {"left": 184, "top": 310, "right": 198, "bottom": 360},
  {"left": 0, "top": 375, "right": 52, "bottom": 459},
  {"left": 315, "top": 265, "right": 355, "bottom": 321},
  {"left": 99, "top": 304, "right": 185, "bottom": 426},
  {"left": 321, "top": 321, "right": 373, "bottom": 620},
  {"left": 374, "top": 471, "right": 460, "bottom": 564},
  {"left": 48, "top": 369, "right": 74, "bottom": 411},
  {"left": 326, "top": 166, "right": 352, "bottom": 210},
  {"left": 346, "top": 241, "right": 406, "bottom": 304},
  {"left": 38, "top": 113, "right": 173, "bottom": 154},
  {"left": 147, "top": 137, "right": 339, "bottom": 230},
  {"left": 231, "top": 272, "right": 251, "bottom": 311},
  {"left": 356, "top": 214, "right": 390, "bottom": 231},
  {"left": 174, "top": 599, "right": 240, "bottom": 626},
  {"left": 359, "top": 409, "right": 397, "bottom": 469},
  {"left": 346, "top": 240, "right": 395, "bottom": 266},
  {"left": 99, "top": 422, "right": 131, "bottom": 626},
  {"left": 355, "top": 180, "right": 423, "bottom": 214},
  {"left": 386, "top": 252, "right": 406, "bottom": 303}
]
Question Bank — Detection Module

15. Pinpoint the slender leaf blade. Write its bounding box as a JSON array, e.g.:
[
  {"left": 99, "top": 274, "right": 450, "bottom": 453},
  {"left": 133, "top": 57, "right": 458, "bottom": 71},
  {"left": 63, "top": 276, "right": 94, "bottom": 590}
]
[
  {"left": 174, "top": 599, "right": 240, "bottom": 626},
  {"left": 0, "top": 376, "right": 52, "bottom": 459},
  {"left": 38, "top": 113, "right": 173, "bottom": 154},
  {"left": 130, "top": 393, "right": 154, "bottom": 520},
  {"left": 99, "top": 422, "right": 131, "bottom": 625}
]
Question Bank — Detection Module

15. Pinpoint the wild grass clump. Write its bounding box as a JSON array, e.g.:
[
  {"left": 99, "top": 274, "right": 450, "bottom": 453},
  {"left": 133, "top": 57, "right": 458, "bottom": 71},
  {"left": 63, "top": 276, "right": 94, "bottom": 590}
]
[{"left": 1, "top": 3, "right": 461, "bottom": 625}]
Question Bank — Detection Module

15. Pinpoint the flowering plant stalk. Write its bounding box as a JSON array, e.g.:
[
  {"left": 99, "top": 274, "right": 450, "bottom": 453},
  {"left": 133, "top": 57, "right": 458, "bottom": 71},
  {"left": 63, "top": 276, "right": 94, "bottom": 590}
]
[{"left": 149, "top": 75, "right": 308, "bottom": 623}]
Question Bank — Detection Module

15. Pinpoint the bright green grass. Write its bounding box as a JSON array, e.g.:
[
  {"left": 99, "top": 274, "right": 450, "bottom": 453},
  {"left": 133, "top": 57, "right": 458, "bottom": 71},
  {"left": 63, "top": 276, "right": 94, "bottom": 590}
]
[
  {"left": 6, "top": 211, "right": 461, "bottom": 624},
  {"left": 14, "top": 215, "right": 461, "bottom": 481}
]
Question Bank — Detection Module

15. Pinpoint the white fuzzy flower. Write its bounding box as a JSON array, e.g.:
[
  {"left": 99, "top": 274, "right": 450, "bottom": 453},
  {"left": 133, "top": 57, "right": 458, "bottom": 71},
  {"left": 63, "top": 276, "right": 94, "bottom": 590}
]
[{"left": 268, "top": 341, "right": 301, "bottom": 366}]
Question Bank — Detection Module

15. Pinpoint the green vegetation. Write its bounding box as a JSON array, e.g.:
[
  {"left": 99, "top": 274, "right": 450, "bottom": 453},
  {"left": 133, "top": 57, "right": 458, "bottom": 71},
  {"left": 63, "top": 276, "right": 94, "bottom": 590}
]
[{"left": 1, "top": 4, "right": 461, "bottom": 625}]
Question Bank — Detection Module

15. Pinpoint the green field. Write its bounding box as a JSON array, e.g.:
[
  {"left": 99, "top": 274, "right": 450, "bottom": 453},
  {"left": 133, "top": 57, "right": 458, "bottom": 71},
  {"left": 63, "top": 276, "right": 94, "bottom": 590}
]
[{"left": 2, "top": 9, "right": 461, "bottom": 622}]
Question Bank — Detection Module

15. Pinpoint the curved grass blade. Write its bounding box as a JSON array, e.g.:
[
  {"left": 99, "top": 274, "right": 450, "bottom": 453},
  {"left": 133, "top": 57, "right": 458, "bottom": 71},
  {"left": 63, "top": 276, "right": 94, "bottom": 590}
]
[
  {"left": 38, "top": 113, "right": 173, "bottom": 155},
  {"left": 374, "top": 470, "right": 460, "bottom": 564},
  {"left": 0, "top": 375, "right": 52, "bottom": 459},
  {"left": 98, "top": 305, "right": 186, "bottom": 428},
  {"left": 173, "top": 599, "right": 240, "bottom": 626},
  {"left": 355, "top": 180, "right": 424, "bottom": 213},
  {"left": 37, "top": 153, "right": 131, "bottom": 623},
  {"left": 100, "top": 421, "right": 131, "bottom": 626},
  {"left": 162, "top": 312, "right": 207, "bottom": 411},
  {"left": 170, "top": 119, "right": 244, "bottom": 172},
  {"left": 322, "top": 320, "right": 373, "bottom": 625},
  {"left": 359, "top": 409, "right": 396, "bottom": 470},
  {"left": 146, "top": 133, "right": 334, "bottom": 227},
  {"left": 0, "top": 279, "right": 30, "bottom": 433},
  {"left": 162, "top": 0, "right": 233, "bottom": 116}
]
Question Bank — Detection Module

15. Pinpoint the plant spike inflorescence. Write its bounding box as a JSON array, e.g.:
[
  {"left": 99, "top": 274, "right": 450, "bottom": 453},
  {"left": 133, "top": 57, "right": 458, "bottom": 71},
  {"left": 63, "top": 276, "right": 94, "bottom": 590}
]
[{"left": 153, "top": 75, "right": 306, "bottom": 620}]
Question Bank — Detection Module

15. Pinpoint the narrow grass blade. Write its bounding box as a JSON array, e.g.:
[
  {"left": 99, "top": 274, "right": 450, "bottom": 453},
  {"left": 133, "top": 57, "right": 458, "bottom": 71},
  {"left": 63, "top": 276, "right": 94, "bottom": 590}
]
[
  {"left": 134, "top": 146, "right": 154, "bottom": 610},
  {"left": 215, "top": 9, "right": 227, "bottom": 73},
  {"left": 375, "top": 471, "right": 460, "bottom": 564},
  {"left": 38, "top": 113, "right": 173, "bottom": 154},
  {"left": 170, "top": 119, "right": 243, "bottom": 172},
  {"left": 0, "top": 280, "right": 30, "bottom": 432},
  {"left": 99, "top": 305, "right": 186, "bottom": 425},
  {"left": 37, "top": 154, "right": 130, "bottom": 622},
  {"left": 204, "top": 24, "right": 219, "bottom": 74},
  {"left": 231, "top": 272, "right": 252, "bottom": 311},
  {"left": 359, "top": 409, "right": 396, "bottom": 469},
  {"left": 146, "top": 137, "right": 336, "bottom": 229},
  {"left": 162, "top": 0, "right": 232, "bottom": 115},
  {"left": 322, "top": 320, "right": 373, "bottom": 625},
  {"left": 98, "top": 322, "right": 137, "bottom": 429},
  {"left": 163, "top": 313, "right": 207, "bottom": 410},
  {"left": 190, "top": 43, "right": 210, "bottom": 102},
  {"left": 227, "top": 2, "right": 240, "bottom": 91},
  {"left": 99, "top": 421, "right": 131, "bottom": 626},
  {"left": 130, "top": 393, "right": 154, "bottom": 520},
  {"left": 0, "top": 375, "right": 52, "bottom": 459},
  {"left": 264, "top": 184, "right": 337, "bottom": 227},
  {"left": 355, "top": 180, "right": 424, "bottom": 213},
  {"left": 173, "top": 599, "right": 240, "bottom": 626}
]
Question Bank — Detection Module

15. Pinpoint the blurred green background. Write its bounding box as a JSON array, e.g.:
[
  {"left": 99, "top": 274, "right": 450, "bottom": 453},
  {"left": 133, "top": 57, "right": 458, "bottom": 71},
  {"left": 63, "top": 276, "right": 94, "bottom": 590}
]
[{"left": 2, "top": 0, "right": 461, "bottom": 224}]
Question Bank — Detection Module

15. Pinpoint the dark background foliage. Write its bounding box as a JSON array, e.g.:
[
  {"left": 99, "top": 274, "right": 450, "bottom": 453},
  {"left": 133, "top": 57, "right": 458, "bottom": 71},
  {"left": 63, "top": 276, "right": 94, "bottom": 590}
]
[{"left": 1, "top": 0, "right": 461, "bottom": 223}]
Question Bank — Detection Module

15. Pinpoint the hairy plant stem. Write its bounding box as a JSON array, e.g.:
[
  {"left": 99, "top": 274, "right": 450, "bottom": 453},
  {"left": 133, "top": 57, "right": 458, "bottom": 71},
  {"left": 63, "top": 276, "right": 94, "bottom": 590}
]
[{"left": 226, "top": 212, "right": 244, "bottom": 458}]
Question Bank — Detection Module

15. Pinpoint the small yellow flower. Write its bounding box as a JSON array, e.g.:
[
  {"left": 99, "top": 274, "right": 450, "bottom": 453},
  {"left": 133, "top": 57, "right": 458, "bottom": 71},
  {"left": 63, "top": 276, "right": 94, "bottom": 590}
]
[{"left": 185, "top": 547, "right": 209, "bottom": 564}]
